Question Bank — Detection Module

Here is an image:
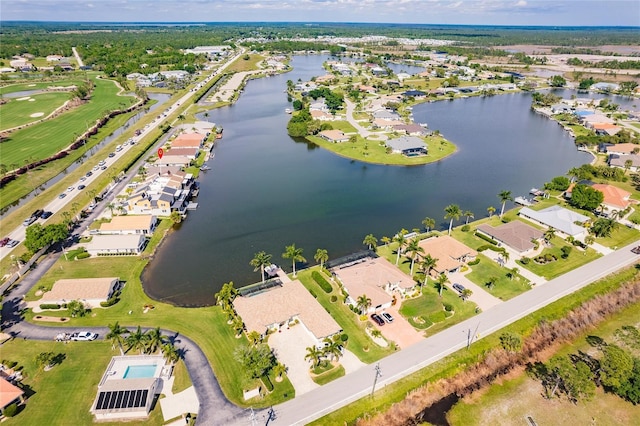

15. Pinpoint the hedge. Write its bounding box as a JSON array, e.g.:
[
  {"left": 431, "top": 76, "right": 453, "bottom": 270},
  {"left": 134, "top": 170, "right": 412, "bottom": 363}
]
[
  {"left": 312, "top": 271, "right": 333, "bottom": 294},
  {"left": 77, "top": 252, "right": 91, "bottom": 259},
  {"left": 475, "top": 232, "right": 498, "bottom": 245},
  {"left": 39, "top": 303, "right": 61, "bottom": 310},
  {"left": 3, "top": 402, "right": 18, "bottom": 417},
  {"left": 443, "top": 303, "right": 454, "bottom": 312},
  {"left": 261, "top": 374, "right": 274, "bottom": 392},
  {"left": 468, "top": 258, "right": 480, "bottom": 266}
]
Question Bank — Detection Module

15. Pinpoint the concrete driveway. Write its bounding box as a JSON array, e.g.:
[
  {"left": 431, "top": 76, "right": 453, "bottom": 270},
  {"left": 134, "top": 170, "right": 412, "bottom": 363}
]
[
  {"left": 448, "top": 271, "right": 503, "bottom": 312},
  {"left": 268, "top": 324, "right": 319, "bottom": 396},
  {"left": 373, "top": 304, "right": 424, "bottom": 349}
]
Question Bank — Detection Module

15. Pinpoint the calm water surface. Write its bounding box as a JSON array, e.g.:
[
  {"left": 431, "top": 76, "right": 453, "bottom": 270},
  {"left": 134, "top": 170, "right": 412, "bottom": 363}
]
[{"left": 142, "top": 56, "right": 591, "bottom": 306}]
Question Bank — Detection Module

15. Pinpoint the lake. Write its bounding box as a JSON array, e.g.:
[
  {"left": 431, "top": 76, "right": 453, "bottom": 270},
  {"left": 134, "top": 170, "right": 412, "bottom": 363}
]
[{"left": 142, "top": 55, "right": 591, "bottom": 307}]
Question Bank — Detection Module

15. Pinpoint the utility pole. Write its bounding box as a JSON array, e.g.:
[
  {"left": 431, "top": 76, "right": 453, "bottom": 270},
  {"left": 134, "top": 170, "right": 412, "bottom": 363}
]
[
  {"left": 371, "top": 363, "right": 382, "bottom": 396},
  {"left": 248, "top": 407, "right": 257, "bottom": 426},
  {"left": 265, "top": 406, "right": 276, "bottom": 425}
]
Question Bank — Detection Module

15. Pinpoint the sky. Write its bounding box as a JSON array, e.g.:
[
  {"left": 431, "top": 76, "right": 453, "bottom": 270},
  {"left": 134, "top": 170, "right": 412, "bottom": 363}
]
[{"left": 1, "top": 0, "right": 639, "bottom": 26}]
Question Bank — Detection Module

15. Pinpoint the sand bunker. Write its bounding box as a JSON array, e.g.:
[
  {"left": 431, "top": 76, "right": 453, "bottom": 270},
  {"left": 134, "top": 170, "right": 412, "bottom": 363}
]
[
  {"left": 29, "top": 98, "right": 35, "bottom": 102},
  {"left": 16, "top": 96, "right": 30, "bottom": 101},
  {"left": 28, "top": 84, "right": 36, "bottom": 87},
  {"left": 30, "top": 112, "right": 45, "bottom": 117}
]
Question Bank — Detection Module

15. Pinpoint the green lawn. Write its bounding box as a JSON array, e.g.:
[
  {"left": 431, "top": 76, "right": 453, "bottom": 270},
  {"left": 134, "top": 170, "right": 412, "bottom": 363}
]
[
  {"left": 1, "top": 339, "right": 166, "bottom": 426},
  {"left": 517, "top": 237, "right": 601, "bottom": 280},
  {"left": 328, "top": 120, "right": 357, "bottom": 133},
  {"left": 596, "top": 222, "right": 640, "bottom": 249},
  {"left": 1, "top": 92, "right": 72, "bottom": 130},
  {"left": 0, "top": 76, "right": 136, "bottom": 167},
  {"left": 465, "top": 254, "right": 531, "bottom": 300},
  {"left": 0, "top": 79, "right": 83, "bottom": 95},
  {"left": 224, "top": 54, "right": 265, "bottom": 73},
  {"left": 311, "top": 364, "right": 345, "bottom": 385},
  {"left": 297, "top": 269, "right": 395, "bottom": 363},
  {"left": 306, "top": 132, "right": 456, "bottom": 166}
]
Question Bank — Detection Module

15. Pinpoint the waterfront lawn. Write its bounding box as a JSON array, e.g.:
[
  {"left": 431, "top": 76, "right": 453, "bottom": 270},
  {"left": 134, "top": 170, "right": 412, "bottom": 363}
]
[
  {"left": 306, "top": 132, "right": 455, "bottom": 166},
  {"left": 399, "top": 280, "right": 479, "bottom": 336},
  {"left": 595, "top": 223, "right": 640, "bottom": 249},
  {"left": 1, "top": 92, "right": 72, "bottom": 130},
  {"left": 0, "top": 339, "right": 165, "bottom": 426},
  {"left": 0, "top": 76, "right": 136, "bottom": 167},
  {"left": 516, "top": 237, "right": 601, "bottom": 280},
  {"left": 225, "top": 54, "right": 265, "bottom": 73},
  {"left": 328, "top": 120, "right": 357, "bottom": 133},
  {"left": 297, "top": 269, "right": 394, "bottom": 363},
  {"left": 465, "top": 254, "right": 531, "bottom": 300},
  {"left": 309, "top": 265, "right": 639, "bottom": 426},
  {"left": 447, "top": 301, "right": 640, "bottom": 426}
]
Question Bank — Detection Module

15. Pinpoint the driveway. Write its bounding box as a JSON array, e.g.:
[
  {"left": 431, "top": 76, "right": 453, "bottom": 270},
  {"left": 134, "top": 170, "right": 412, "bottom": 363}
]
[
  {"left": 373, "top": 304, "right": 424, "bottom": 349},
  {"left": 268, "top": 324, "right": 319, "bottom": 396},
  {"left": 448, "top": 271, "right": 503, "bottom": 312}
]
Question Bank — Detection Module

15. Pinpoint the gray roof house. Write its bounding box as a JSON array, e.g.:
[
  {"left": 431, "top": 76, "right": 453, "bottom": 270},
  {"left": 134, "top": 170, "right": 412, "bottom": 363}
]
[
  {"left": 476, "top": 221, "right": 544, "bottom": 253},
  {"left": 386, "top": 136, "right": 427, "bottom": 156},
  {"left": 518, "top": 206, "right": 588, "bottom": 237},
  {"left": 85, "top": 234, "right": 147, "bottom": 256}
]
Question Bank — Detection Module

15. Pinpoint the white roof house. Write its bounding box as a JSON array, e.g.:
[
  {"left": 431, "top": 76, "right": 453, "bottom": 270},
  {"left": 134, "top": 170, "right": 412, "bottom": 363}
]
[
  {"left": 85, "top": 234, "right": 147, "bottom": 256},
  {"left": 518, "top": 206, "right": 589, "bottom": 237}
]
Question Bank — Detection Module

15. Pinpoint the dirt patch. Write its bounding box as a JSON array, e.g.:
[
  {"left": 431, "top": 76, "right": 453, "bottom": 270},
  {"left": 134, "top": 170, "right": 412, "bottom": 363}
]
[
  {"left": 34, "top": 315, "right": 70, "bottom": 323},
  {"left": 30, "top": 112, "right": 45, "bottom": 117}
]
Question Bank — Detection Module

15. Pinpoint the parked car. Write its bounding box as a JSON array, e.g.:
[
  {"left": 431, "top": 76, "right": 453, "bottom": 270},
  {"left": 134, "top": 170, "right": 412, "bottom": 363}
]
[
  {"left": 78, "top": 184, "right": 86, "bottom": 190},
  {"left": 452, "top": 283, "right": 466, "bottom": 293},
  {"left": 98, "top": 160, "right": 106, "bottom": 167},
  {"left": 371, "top": 313, "right": 385, "bottom": 326},
  {"left": 70, "top": 331, "right": 98, "bottom": 341},
  {"left": 66, "top": 186, "right": 74, "bottom": 192},
  {"left": 22, "top": 216, "right": 37, "bottom": 226},
  {"left": 381, "top": 312, "right": 394, "bottom": 323},
  {"left": 40, "top": 211, "right": 53, "bottom": 219},
  {"left": 86, "top": 171, "right": 93, "bottom": 177},
  {"left": 632, "top": 246, "right": 640, "bottom": 254},
  {"left": 58, "top": 193, "right": 67, "bottom": 199},
  {"left": 6, "top": 239, "right": 19, "bottom": 248},
  {"left": 0, "top": 237, "right": 10, "bottom": 247},
  {"left": 32, "top": 209, "right": 44, "bottom": 218},
  {"left": 108, "top": 152, "right": 116, "bottom": 158}
]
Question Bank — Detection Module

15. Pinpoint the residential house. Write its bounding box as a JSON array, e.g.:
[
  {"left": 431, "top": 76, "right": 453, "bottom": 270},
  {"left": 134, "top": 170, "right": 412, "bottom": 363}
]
[
  {"left": 126, "top": 171, "right": 194, "bottom": 216},
  {"left": 402, "top": 90, "right": 427, "bottom": 99},
  {"left": 392, "top": 124, "right": 429, "bottom": 136},
  {"left": 386, "top": 136, "right": 427, "bottom": 156},
  {"left": 372, "top": 118, "right": 404, "bottom": 129},
  {"left": 582, "top": 114, "right": 615, "bottom": 128},
  {"left": 590, "top": 82, "right": 620, "bottom": 92},
  {"left": 518, "top": 206, "right": 588, "bottom": 238},
  {"left": 609, "top": 154, "right": 640, "bottom": 172},
  {"left": 309, "top": 100, "right": 329, "bottom": 112},
  {"left": 319, "top": 129, "right": 349, "bottom": 143},
  {"left": 85, "top": 235, "right": 147, "bottom": 256},
  {"left": 606, "top": 143, "right": 639, "bottom": 155},
  {"left": 476, "top": 221, "right": 543, "bottom": 254},
  {"left": 551, "top": 103, "right": 572, "bottom": 114},
  {"left": 592, "top": 123, "right": 622, "bottom": 136},
  {"left": 591, "top": 183, "right": 632, "bottom": 214},
  {"left": 165, "top": 147, "right": 200, "bottom": 160},
  {"left": 39, "top": 277, "right": 120, "bottom": 308},
  {"left": 46, "top": 55, "right": 63, "bottom": 62},
  {"left": 171, "top": 133, "right": 206, "bottom": 149},
  {"left": 155, "top": 155, "right": 191, "bottom": 167},
  {"left": 98, "top": 215, "right": 157, "bottom": 236},
  {"left": 233, "top": 279, "right": 342, "bottom": 347},
  {"left": 310, "top": 110, "right": 334, "bottom": 121},
  {"left": 418, "top": 236, "right": 478, "bottom": 275},
  {"left": 0, "top": 378, "right": 24, "bottom": 418}
]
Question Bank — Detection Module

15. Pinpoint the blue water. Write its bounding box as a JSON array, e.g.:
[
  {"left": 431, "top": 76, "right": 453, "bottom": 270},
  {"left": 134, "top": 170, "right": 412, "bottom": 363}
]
[{"left": 123, "top": 365, "right": 157, "bottom": 379}]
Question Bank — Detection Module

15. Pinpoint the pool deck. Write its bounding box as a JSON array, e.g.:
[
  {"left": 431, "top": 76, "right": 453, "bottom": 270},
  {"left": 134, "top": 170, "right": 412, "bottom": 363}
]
[{"left": 101, "top": 355, "right": 166, "bottom": 385}]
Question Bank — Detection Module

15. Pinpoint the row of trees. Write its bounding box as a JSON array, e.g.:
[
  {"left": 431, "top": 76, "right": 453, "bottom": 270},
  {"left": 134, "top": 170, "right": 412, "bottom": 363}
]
[
  {"left": 105, "top": 322, "right": 180, "bottom": 364},
  {"left": 250, "top": 245, "right": 330, "bottom": 282}
]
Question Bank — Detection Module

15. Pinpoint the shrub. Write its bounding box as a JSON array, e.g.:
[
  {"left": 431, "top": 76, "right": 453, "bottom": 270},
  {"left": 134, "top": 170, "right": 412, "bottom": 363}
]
[
  {"left": 520, "top": 257, "right": 530, "bottom": 265},
  {"left": 100, "top": 296, "right": 119, "bottom": 308},
  {"left": 468, "top": 258, "right": 480, "bottom": 266},
  {"left": 39, "top": 303, "right": 61, "bottom": 310},
  {"left": 3, "top": 402, "right": 18, "bottom": 417},
  {"left": 261, "top": 374, "right": 274, "bottom": 392},
  {"left": 330, "top": 295, "right": 338, "bottom": 303},
  {"left": 76, "top": 252, "right": 91, "bottom": 259},
  {"left": 475, "top": 232, "right": 498, "bottom": 245},
  {"left": 312, "top": 271, "right": 333, "bottom": 293},
  {"left": 443, "top": 303, "right": 454, "bottom": 312},
  {"left": 501, "top": 217, "right": 512, "bottom": 223},
  {"left": 461, "top": 224, "right": 470, "bottom": 232},
  {"left": 340, "top": 333, "right": 349, "bottom": 342}
]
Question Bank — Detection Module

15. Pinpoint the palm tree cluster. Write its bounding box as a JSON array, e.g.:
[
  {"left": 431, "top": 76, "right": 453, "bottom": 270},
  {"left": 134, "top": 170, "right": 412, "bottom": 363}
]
[
  {"left": 215, "top": 282, "right": 245, "bottom": 336},
  {"left": 106, "top": 322, "right": 180, "bottom": 364},
  {"left": 304, "top": 336, "right": 344, "bottom": 369}
]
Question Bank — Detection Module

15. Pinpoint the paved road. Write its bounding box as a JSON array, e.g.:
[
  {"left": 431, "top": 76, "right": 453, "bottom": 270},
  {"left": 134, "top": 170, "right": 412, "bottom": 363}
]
[{"left": 262, "top": 241, "right": 640, "bottom": 426}]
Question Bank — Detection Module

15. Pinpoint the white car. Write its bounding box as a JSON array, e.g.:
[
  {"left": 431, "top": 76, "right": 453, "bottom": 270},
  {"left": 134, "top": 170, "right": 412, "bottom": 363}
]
[{"left": 71, "top": 331, "right": 98, "bottom": 341}]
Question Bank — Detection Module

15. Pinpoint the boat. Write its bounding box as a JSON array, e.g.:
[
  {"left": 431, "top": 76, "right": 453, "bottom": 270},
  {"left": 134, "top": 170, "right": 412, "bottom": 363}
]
[
  {"left": 285, "top": 108, "right": 292, "bottom": 114},
  {"left": 200, "top": 165, "right": 211, "bottom": 171}
]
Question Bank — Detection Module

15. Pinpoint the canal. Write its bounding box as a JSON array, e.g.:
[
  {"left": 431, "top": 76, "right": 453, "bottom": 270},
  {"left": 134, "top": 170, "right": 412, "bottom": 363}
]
[{"left": 142, "top": 55, "right": 592, "bottom": 306}]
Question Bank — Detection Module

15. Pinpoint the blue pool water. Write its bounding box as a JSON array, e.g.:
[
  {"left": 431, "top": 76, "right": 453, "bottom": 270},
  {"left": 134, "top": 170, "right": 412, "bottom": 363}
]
[{"left": 123, "top": 365, "right": 157, "bottom": 379}]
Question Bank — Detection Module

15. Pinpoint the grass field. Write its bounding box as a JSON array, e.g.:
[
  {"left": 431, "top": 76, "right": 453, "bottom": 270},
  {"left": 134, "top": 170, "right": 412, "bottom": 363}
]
[
  {"left": 0, "top": 76, "right": 136, "bottom": 168},
  {"left": 517, "top": 236, "right": 601, "bottom": 279},
  {"left": 0, "top": 80, "right": 83, "bottom": 95},
  {"left": 1, "top": 92, "right": 71, "bottom": 130},
  {"left": 464, "top": 254, "right": 531, "bottom": 300},
  {"left": 225, "top": 54, "right": 265, "bottom": 73},
  {"left": 447, "top": 301, "right": 640, "bottom": 426}
]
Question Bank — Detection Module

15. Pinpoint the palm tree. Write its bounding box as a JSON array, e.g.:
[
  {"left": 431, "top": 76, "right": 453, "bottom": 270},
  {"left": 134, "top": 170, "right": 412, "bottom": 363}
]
[
  {"left": 461, "top": 288, "right": 473, "bottom": 301},
  {"left": 282, "top": 244, "right": 306, "bottom": 277},
  {"left": 464, "top": 210, "right": 474, "bottom": 225},
  {"left": 204, "top": 111, "right": 210, "bottom": 122},
  {"left": 393, "top": 231, "right": 407, "bottom": 265},
  {"left": 322, "top": 337, "right": 343, "bottom": 362},
  {"left": 145, "top": 327, "right": 166, "bottom": 354},
  {"left": 161, "top": 342, "right": 180, "bottom": 365},
  {"left": 584, "top": 235, "right": 595, "bottom": 247},
  {"left": 422, "top": 217, "right": 435, "bottom": 233},
  {"left": 405, "top": 238, "right": 424, "bottom": 276},
  {"left": 444, "top": 204, "right": 462, "bottom": 235},
  {"left": 273, "top": 362, "right": 287, "bottom": 381},
  {"left": 250, "top": 251, "right": 272, "bottom": 283},
  {"left": 419, "top": 254, "right": 438, "bottom": 289},
  {"left": 363, "top": 234, "right": 378, "bottom": 250},
  {"left": 247, "top": 330, "right": 262, "bottom": 346},
  {"left": 544, "top": 227, "right": 556, "bottom": 243},
  {"left": 215, "top": 281, "right": 238, "bottom": 311},
  {"left": 355, "top": 294, "right": 372, "bottom": 315},
  {"left": 381, "top": 236, "right": 391, "bottom": 246},
  {"left": 305, "top": 346, "right": 324, "bottom": 368},
  {"left": 498, "top": 190, "right": 513, "bottom": 218},
  {"left": 126, "top": 326, "right": 148, "bottom": 355},
  {"left": 506, "top": 267, "right": 519, "bottom": 281},
  {"left": 486, "top": 276, "right": 498, "bottom": 289},
  {"left": 487, "top": 206, "right": 496, "bottom": 218},
  {"left": 435, "top": 273, "right": 449, "bottom": 297},
  {"left": 314, "top": 248, "right": 329, "bottom": 270},
  {"left": 231, "top": 316, "right": 245, "bottom": 336},
  {"left": 106, "top": 322, "right": 129, "bottom": 356}
]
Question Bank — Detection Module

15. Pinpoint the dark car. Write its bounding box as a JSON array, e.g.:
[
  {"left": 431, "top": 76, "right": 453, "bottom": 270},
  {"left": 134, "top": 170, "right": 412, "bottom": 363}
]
[
  {"left": 78, "top": 184, "right": 86, "bottom": 190},
  {"left": 632, "top": 246, "right": 640, "bottom": 255},
  {"left": 452, "top": 283, "right": 466, "bottom": 293},
  {"left": 40, "top": 211, "right": 53, "bottom": 219},
  {"left": 86, "top": 171, "right": 93, "bottom": 177},
  {"left": 32, "top": 209, "right": 44, "bottom": 218},
  {"left": 58, "top": 193, "right": 67, "bottom": 199},
  {"left": 108, "top": 152, "right": 116, "bottom": 158},
  {"left": 371, "top": 313, "right": 385, "bottom": 326}
]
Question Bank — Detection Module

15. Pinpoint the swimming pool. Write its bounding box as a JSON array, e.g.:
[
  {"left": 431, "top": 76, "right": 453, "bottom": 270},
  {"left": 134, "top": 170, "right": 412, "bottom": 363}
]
[{"left": 123, "top": 364, "right": 157, "bottom": 379}]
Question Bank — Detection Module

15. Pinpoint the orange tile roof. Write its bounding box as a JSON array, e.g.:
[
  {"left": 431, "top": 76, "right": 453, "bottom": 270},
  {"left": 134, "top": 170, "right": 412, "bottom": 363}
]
[
  {"left": 592, "top": 123, "right": 618, "bottom": 130},
  {"left": 0, "top": 377, "right": 24, "bottom": 409},
  {"left": 591, "top": 183, "right": 631, "bottom": 210},
  {"left": 418, "top": 236, "right": 477, "bottom": 274}
]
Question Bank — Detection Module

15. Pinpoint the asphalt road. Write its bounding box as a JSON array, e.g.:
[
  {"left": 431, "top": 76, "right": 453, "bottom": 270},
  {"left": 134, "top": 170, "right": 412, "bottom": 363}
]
[{"left": 263, "top": 241, "right": 640, "bottom": 426}]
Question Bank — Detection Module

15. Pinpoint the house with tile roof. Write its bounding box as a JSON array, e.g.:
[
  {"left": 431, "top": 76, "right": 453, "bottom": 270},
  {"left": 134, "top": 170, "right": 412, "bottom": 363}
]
[
  {"left": 39, "top": 277, "right": 120, "bottom": 308},
  {"left": 98, "top": 215, "right": 157, "bottom": 235},
  {"left": 606, "top": 143, "right": 640, "bottom": 155},
  {"left": 591, "top": 183, "right": 632, "bottom": 213},
  {"left": 0, "top": 378, "right": 24, "bottom": 418},
  {"left": 418, "top": 236, "right": 477, "bottom": 275},
  {"left": 319, "top": 129, "right": 349, "bottom": 143},
  {"left": 476, "top": 221, "right": 544, "bottom": 254}
]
